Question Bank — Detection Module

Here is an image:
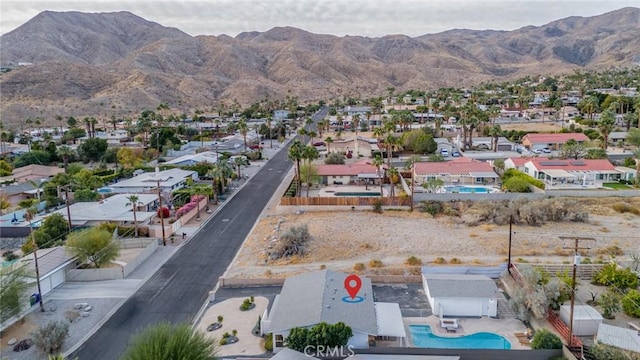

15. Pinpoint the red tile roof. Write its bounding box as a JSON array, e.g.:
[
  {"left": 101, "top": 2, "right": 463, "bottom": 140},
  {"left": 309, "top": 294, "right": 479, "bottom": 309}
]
[
  {"left": 316, "top": 164, "right": 379, "bottom": 176},
  {"left": 414, "top": 158, "right": 495, "bottom": 175},
  {"left": 522, "top": 133, "right": 589, "bottom": 144},
  {"left": 507, "top": 157, "right": 533, "bottom": 167},
  {"left": 527, "top": 159, "right": 616, "bottom": 171}
]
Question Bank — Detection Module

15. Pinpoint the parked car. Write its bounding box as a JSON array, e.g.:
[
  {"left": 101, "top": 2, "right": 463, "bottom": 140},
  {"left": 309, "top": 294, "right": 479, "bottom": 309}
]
[
  {"left": 440, "top": 149, "right": 449, "bottom": 157},
  {"left": 541, "top": 148, "right": 551, "bottom": 153},
  {"left": 313, "top": 141, "right": 325, "bottom": 146},
  {"left": 532, "top": 148, "right": 542, "bottom": 154},
  {"left": 451, "top": 151, "right": 461, "bottom": 157}
]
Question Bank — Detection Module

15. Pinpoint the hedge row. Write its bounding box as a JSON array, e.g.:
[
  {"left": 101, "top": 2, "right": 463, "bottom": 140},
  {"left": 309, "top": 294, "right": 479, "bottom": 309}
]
[{"left": 502, "top": 169, "right": 545, "bottom": 190}]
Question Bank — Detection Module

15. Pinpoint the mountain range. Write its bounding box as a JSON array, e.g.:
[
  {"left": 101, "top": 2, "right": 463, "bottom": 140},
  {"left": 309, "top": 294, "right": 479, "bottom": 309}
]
[{"left": 1, "top": 8, "right": 639, "bottom": 125}]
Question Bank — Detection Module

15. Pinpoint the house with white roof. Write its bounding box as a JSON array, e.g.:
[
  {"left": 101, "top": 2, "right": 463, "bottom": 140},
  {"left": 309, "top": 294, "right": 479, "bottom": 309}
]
[
  {"left": 109, "top": 168, "right": 198, "bottom": 194},
  {"left": 422, "top": 274, "right": 501, "bottom": 318},
  {"left": 510, "top": 158, "right": 622, "bottom": 188},
  {"left": 165, "top": 151, "right": 220, "bottom": 166},
  {"left": 261, "top": 270, "right": 405, "bottom": 352},
  {"left": 596, "top": 323, "right": 640, "bottom": 354},
  {"left": 49, "top": 193, "right": 158, "bottom": 227}
]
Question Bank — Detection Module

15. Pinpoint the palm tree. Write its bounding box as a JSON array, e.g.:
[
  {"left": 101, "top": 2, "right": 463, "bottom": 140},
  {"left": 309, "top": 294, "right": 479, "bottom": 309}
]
[
  {"left": 266, "top": 116, "right": 273, "bottom": 148},
  {"left": 324, "top": 136, "right": 334, "bottom": 153},
  {"left": 207, "top": 165, "right": 223, "bottom": 205},
  {"left": 352, "top": 114, "right": 361, "bottom": 156},
  {"left": 57, "top": 145, "right": 73, "bottom": 172},
  {"left": 288, "top": 140, "right": 304, "bottom": 197},
  {"left": 232, "top": 156, "right": 249, "bottom": 179},
  {"left": 488, "top": 125, "right": 502, "bottom": 152},
  {"left": 302, "top": 145, "right": 319, "bottom": 197},
  {"left": 372, "top": 155, "right": 385, "bottom": 198},
  {"left": 125, "top": 195, "right": 143, "bottom": 237},
  {"left": 627, "top": 129, "right": 640, "bottom": 187},
  {"left": 238, "top": 119, "right": 249, "bottom": 151},
  {"left": 598, "top": 109, "right": 616, "bottom": 150}
]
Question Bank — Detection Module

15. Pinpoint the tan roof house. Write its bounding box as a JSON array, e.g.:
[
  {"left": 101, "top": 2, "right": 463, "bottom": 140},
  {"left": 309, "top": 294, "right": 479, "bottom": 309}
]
[
  {"left": 521, "top": 133, "right": 589, "bottom": 150},
  {"left": 10, "top": 164, "right": 64, "bottom": 183},
  {"left": 316, "top": 163, "right": 383, "bottom": 185},
  {"left": 413, "top": 158, "right": 499, "bottom": 186}
]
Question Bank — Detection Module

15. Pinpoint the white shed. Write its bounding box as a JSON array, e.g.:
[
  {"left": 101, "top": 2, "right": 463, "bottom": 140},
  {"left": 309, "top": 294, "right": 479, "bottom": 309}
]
[
  {"left": 422, "top": 274, "right": 500, "bottom": 318},
  {"left": 560, "top": 305, "right": 603, "bottom": 336},
  {"left": 25, "top": 247, "right": 76, "bottom": 296}
]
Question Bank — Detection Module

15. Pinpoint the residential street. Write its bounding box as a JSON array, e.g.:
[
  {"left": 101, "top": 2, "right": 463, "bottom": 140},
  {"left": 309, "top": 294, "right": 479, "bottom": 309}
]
[{"left": 70, "top": 107, "right": 327, "bottom": 360}]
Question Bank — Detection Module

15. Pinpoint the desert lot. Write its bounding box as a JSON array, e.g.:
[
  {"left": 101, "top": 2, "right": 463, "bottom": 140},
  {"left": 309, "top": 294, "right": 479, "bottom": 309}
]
[{"left": 226, "top": 197, "right": 640, "bottom": 279}]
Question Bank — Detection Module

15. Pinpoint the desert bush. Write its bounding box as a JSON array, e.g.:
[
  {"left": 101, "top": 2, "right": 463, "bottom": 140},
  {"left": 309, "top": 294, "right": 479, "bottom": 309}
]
[
  {"left": 502, "top": 169, "right": 545, "bottom": 189},
  {"left": 622, "top": 290, "right": 640, "bottom": 318},
  {"left": 2, "top": 250, "right": 18, "bottom": 261},
  {"left": 368, "top": 259, "right": 383, "bottom": 268},
  {"left": 598, "top": 290, "right": 621, "bottom": 319},
  {"left": 372, "top": 199, "right": 383, "bottom": 214},
  {"left": 324, "top": 152, "right": 345, "bottom": 164},
  {"left": 433, "top": 257, "right": 446, "bottom": 264},
  {"left": 264, "top": 333, "right": 273, "bottom": 351},
  {"left": 405, "top": 256, "right": 422, "bottom": 266},
  {"left": 122, "top": 322, "right": 217, "bottom": 360},
  {"left": 32, "top": 320, "right": 70, "bottom": 354},
  {"left": 503, "top": 177, "right": 532, "bottom": 193},
  {"left": 353, "top": 263, "right": 365, "bottom": 271},
  {"left": 449, "top": 258, "right": 462, "bottom": 264},
  {"left": 530, "top": 329, "right": 562, "bottom": 349},
  {"left": 590, "top": 343, "right": 639, "bottom": 360},
  {"left": 421, "top": 201, "right": 444, "bottom": 216},
  {"left": 593, "top": 263, "right": 638, "bottom": 291},
  {"left": 611, "top": 202, "right": 640, "bottom": 215},
  {"left": 271, "top": 224, "right": 310, "bottom": 259},
  {"left": 595, "top": 245, "right": 624, "bottom": 256},
  {"left": 471, "top": 198, "right": 588, "bottom": 226}
]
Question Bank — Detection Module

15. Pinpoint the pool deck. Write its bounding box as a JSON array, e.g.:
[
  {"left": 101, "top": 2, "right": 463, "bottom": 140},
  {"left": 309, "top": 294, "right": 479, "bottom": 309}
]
[
  {"left": 404, "top": 316, "right": 530, "bottom": 349},
  {"left": 314, "top": 185, "right": 389, "bottom": 197}
]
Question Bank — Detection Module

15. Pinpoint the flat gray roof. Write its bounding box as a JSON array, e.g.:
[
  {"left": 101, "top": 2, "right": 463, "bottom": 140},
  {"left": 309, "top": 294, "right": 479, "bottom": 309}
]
[
  {"left": 268, "top": 270, "right": 377, "bottom": 335},
  {"left": 423, "top": 274, "right": 500, "bottom": 298}
]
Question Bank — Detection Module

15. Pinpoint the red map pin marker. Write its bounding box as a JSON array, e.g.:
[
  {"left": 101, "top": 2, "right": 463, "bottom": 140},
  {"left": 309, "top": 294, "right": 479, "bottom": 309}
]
[{"left": 344, "top": 274, "right": 362, "bottom": 299}]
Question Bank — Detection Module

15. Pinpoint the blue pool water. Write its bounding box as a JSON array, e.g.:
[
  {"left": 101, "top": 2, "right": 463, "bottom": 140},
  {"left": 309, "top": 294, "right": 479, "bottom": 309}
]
[
  {"left": 409, "top": 325, "right": 511, "bottom": 349},
  {"left": 444, "top": 185, "right": 496, "bottom": 194}
]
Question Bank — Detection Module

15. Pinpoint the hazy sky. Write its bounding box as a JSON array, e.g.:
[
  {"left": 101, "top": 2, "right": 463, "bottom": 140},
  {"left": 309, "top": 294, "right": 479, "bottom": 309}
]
[{"left": 1, "top": 0, "right": 638, "bottom": 37}]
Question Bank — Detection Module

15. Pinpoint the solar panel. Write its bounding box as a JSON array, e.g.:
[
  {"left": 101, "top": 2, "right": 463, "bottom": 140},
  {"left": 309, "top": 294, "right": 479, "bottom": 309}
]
[
  {"left": 539, "top": 161, "right": 567, "bottom": 166},
  {"left": 570, "top": 161, "right": 586, "bottom": 166}
]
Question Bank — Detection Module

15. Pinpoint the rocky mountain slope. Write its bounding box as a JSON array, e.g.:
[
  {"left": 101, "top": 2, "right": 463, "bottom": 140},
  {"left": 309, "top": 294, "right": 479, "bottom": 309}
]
[{"left": 1, "top": 8, "right": 639, "bottom": 124}]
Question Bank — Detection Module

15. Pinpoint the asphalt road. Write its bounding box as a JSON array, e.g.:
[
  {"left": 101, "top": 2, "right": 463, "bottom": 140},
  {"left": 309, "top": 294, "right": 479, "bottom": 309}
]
[{"left": 71, "top": 108, "right": 327, "bottom": 360}]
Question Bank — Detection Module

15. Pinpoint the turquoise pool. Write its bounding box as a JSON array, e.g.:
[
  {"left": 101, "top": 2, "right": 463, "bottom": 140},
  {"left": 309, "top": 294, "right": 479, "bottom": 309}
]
[
  {"left": 444, "top": 185, "right": 497, "bottom": 194},
  {"left": 409, "top": 325, "right": 511, "bottom": 349}
]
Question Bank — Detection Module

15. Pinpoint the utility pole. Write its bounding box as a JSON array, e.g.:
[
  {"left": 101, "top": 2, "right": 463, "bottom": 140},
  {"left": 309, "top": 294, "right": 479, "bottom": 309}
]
[
  {"left": 60, "top": 185, "right": 72, "bottom": 231},
  {"left": 560, "top": 236, "right": 595, "bottom": 347},
  {"left": 410, "top": 164, "right": 415, "bottom": 211},
  {"left": 507, "top": 215, "right": 513, "bottom": 274},
  {"left": 156, "top": 179, "right": 166, "bottom": 246}
]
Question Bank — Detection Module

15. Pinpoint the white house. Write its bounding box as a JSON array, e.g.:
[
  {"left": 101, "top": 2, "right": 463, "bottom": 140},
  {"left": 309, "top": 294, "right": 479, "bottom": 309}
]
[
  {"left": 261, "top": 270, "right": 405, "bottom": 353},
  {"left": 516, "top": 158, "right": 621, "bottom": 188},
  {"left": 165, "top": 151, "right": 220, "bottom": 166},
  {"left": 24, "top": 246, "right": 76, "bottom": 296},
  {"left": 48, "top": 193, "right": 158, "bottom": 227},
  {"left": 109, "top": 168, "right": 198, "bottom": 194},
  {"left": 422, "top": 274, "right": 500, "bottom": 318}
]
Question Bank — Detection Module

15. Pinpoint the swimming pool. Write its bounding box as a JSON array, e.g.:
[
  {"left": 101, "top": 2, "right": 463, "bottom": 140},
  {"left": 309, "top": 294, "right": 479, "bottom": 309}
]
[
  {"left": 444, "top": 185, "right": 498, "bottom": 194},
  {"left": 409, "top": 325, "right": 511, "bottom": 349}
]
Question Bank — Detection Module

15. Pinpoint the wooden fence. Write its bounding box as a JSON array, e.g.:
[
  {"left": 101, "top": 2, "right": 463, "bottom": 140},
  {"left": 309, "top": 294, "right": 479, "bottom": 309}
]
[{"left": 280, "top": 196, "right": 412, "bottom": 206}]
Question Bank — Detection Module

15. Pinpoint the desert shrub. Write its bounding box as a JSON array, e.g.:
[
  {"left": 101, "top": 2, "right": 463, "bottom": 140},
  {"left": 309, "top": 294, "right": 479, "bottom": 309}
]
[
  {"left": 271, "top": 224, "right": 310, "bottom": 259},
  {"left": 530, "top": 329, "right": 562, "bottom": 350},
  {"left": 433, "top": 257, "right": 446, "bottom": 264},
  {"left": 2, "top": 250, "right": 18, "bottom": 261},
  {"left": 324, "top": 152, "right": 345, "bottom": 164},
  {"left": 122, "top": 322, "right": 217, "bottom": 360},
  {"left": 598, "top": 290, "right": 621, "bottom": 319},
  {"left": 353, "top": 263, "right": 365, "bottom": 271},
  {"left": 31, "top": 320, "right": 70, "bottom": 354},
  {"left": 503, "top": 177, "right": 531, "bottom": 193},
  {"left": 264, "top": 333, "right": 273, "bottom": 351},
  {"left": 405, "top": 256, "right": 422, "bottom": 266},
  {"left": 449, "top": 258, "right": 462, "bottom": 264},
  {"left": 240, "top": 298, "right": 254, "bottom": 311},
  {"left": 421, "top": 201, "right": 443, "bottom": 216},
  {"left": 368, "top": 259, "right": 383, "bottom": 268},
  {"left": 590, "top": 343, "right": 639, "bottom": 360},
  {"left": 622, "top": 290, "right": 640, "bottom": 318},
  {"left": 372, "top": 199, "right": 383, "bottom": 213},
  {"left": 594, "top": 245, "right": 624, "bottom": 256},
  {"left": 611, "top": 202, "right": 640, "bottom": 215},
  {"left": 593, "top": 263, "right": 638, "bottom": 291},
  {"left": 471, "top": 198, "right": 588, "bottom": 226}
]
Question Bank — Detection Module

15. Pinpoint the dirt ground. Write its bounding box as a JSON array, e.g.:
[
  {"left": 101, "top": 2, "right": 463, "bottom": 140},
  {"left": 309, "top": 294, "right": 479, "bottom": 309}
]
[
  {"left": 226, "top": 197, "right": 640, "bottom": 279},
  {"left": 500, "top": 122, "right": 565, "bottom": 132}
]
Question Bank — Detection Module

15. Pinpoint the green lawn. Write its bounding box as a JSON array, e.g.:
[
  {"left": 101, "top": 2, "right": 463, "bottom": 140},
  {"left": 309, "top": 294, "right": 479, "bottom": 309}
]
[{"left": 602, "top": 182, "right": 633, "bottom": 190}]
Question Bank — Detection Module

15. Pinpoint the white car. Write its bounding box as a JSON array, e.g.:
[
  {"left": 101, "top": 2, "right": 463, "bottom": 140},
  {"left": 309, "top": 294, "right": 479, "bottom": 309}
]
[
  {"left": 440, "top": 149, "right": 449, "bottom": 157},
  {"left": 541, "top": 148, "right": 551, "bottom": 153}
]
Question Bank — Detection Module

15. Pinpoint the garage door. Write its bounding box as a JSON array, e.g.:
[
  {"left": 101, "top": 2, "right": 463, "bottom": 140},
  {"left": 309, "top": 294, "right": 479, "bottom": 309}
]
[
  {"left": 441, "top": 299, "right": 483, "bottom": 317},
  {"left": 50, "top": 269, "right": 65, "bottom": 290}
]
